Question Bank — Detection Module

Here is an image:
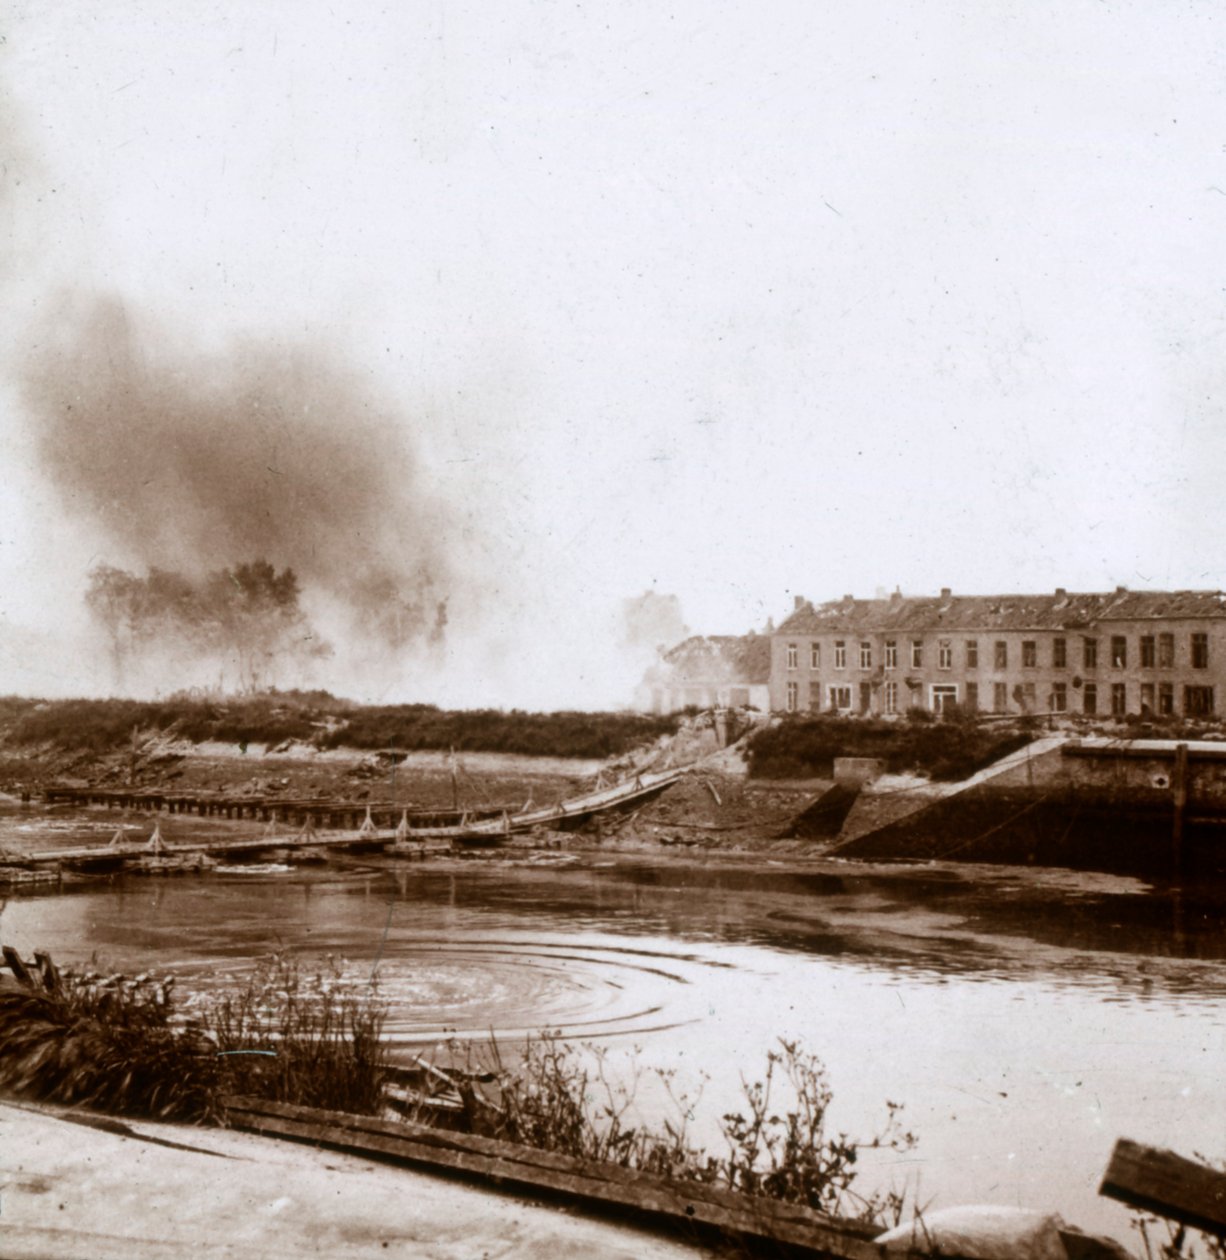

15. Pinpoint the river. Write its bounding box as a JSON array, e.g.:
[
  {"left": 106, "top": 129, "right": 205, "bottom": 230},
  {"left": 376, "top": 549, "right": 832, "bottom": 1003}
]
[{"left": 3, "top": 798, "right": 1225, "bottom": 1243}]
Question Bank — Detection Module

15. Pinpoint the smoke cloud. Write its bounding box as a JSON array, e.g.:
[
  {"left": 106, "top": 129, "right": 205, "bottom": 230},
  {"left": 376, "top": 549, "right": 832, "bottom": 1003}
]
[{"left": 20, "top": 294, "right": 469, "bottom": 695}]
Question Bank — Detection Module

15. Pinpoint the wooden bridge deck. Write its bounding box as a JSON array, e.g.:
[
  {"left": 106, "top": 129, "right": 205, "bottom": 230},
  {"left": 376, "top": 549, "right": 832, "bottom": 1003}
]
[
  {"left": 8, "top": 767, "right": 689, "bottom": 869},
  {"left": 40, "top": 785, "right": 521, "bottom": 830}
]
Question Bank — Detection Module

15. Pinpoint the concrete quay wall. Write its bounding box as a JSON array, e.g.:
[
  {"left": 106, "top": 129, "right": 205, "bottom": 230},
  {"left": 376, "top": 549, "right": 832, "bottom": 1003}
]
[{"left": 835, "top": 738, "right": 1226, "bottom": 877}]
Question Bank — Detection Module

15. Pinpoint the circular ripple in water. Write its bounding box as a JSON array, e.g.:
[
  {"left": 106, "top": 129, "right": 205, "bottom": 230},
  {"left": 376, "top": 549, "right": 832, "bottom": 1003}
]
[{"left": 372, "top": 939, "right": 713, "bottom": 1045}]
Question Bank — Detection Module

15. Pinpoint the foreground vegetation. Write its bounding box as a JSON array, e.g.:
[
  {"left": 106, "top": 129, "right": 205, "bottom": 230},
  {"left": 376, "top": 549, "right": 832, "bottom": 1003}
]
[
  {"left": 746, "top": 713, "right": 1034, "bottom": 781},
  {"left": 0, "top": 950, "right": 914, "bottom": 1225},
  {"left": 0, "top": 692, "right": 680, "bottom": 761},
  {"left": 0, "top": 954, "right": 385, "bottom": 1122},
  {"left": 443, "top": 1032, "right": 915, "bottom": 1224}
]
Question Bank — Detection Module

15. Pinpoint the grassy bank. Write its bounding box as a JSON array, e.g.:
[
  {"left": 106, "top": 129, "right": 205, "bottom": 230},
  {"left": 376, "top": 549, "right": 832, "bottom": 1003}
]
[
  {"left": 0, "top": 693, "right": 680, "bottom": 761},
  {"left": 746, "top": 714, "right": 1033, "bottom": 782}
]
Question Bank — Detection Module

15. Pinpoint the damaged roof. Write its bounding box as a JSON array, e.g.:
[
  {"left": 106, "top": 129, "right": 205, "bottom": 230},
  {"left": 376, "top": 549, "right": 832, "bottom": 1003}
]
[
  {"left": 656, "top": 634, "right": 773, "bottom": 684},
  {"left": 778, "top": 589, "right": 1226, "bottom": 635}
]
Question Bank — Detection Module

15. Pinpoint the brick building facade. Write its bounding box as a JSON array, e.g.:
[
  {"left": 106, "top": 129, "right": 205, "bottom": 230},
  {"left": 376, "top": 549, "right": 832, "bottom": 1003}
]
[{"left": 769, "top": 588, "right": 1226, "bottom": 719}]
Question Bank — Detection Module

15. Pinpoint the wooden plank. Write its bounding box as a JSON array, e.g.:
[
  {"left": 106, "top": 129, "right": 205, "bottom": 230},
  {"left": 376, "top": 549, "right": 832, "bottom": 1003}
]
[
  {"left": 223, "top": 1095, "right": 882, "bottom": 1259},
  {"left": 2, "top": 945, "right": 35, "bottom": 988},
  {"left": 1100, "top": 1138, "right": 1226, "bottom": 1238}
]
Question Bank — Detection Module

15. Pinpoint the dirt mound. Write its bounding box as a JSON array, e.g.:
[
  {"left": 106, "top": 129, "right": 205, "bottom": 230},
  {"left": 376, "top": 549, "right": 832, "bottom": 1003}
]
[{"left": 599, "top": 772, "right": 831, "bottom": 846}]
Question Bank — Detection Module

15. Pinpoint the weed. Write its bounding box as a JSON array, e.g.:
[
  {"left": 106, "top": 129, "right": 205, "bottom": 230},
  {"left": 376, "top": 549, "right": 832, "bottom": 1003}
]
[
  {"left": 435, "top": 1032, "right": 916, "bottom": 1227},
  {"left": 201, "top": 954, "right": 387, "bottom": 1115},
  {"left": 0, "top": 966, "right": 220, "bottom": 1121},
  {"left": 0, "top": 951, "right": 388, "bottom": 1122}
]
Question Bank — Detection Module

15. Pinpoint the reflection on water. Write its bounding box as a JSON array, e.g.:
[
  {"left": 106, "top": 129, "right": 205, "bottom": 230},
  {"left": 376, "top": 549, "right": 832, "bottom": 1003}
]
[{"left": 3, "top": 800, "right": 1226, "bottom": 1240}]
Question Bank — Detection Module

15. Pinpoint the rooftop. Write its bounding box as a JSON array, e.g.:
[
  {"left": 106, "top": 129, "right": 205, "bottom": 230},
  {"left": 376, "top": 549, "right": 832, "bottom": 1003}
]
[{"left": 777, "top": 589, "right": 1226, "bottom": 635}]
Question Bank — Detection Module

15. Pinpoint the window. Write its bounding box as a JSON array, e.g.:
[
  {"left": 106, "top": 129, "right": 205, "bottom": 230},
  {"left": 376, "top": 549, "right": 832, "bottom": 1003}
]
[
  {"left": 938, "top": 639, "right": 953, "bottom": 670},
  {"left": 859, "top": 641, "right": 873, "bottom": 669},
  {"left": 1111, "top": 636, "right": 1127, "bottom": 668},
  {"left": 1158, "top": 633, "right": 1175, "bottom": 668},
  {"left": 966, "top": 681, "right": 979, "bottom": 711},
  {"left": 1083, "top": 637, "right": 1098, "bottom": 669},
  {"left": 931, "top": 684, "right": 959, "bottom": 714},
  {"left": 884, "top": 640, "right": 897, "bottom": 669},
  {"left": 828, "top": 685, "right": 852, "bottom": 712},
  {"left": 1052, "top": 637, "right": 1066, "bottom": 669},
  {"left": 994, "top": 641, "right": 1008, "bottom": 669},
  {"left": 1140, "top": 636, "right": 1155, "bottom": 668},
  {"left": 1022, "top": 681, "right": 1037, "bottom": 709},
  {"left": 1050, "top": 682, "right": 1067, "bottom": 712},
  {"left": 786, "top": 681, "right": 798, "bottom": 712},
  {"left": 966, "top": 640, "right": 979, "bottom": 669},
  {"left": 1022, "top": 640, "right": 1037, "bottom": 668},
  {"left": 834, "top": 640, "right": 847, "bottom": 669},
  {"left": 1084, "top": 682, "right": 1098, "bottom": 715},
  {"left": 810, "top": 643, "right": 821, "bottom": 670},
  {"left": 1193, "top": 633, "right": 1210, "bottom": 669},
  {"left": 883, "top": 681, "right": 898, "bottom": 714},
  {"left": 1111, "top": 683, "right": 1127, "bottom": 716},
  {"left": 1185, "top": 685, "right": 1215, "bottom": 717},
  {"left": 786, "top": 643, "right": 798, "bottom": 670},
  {"left": 1140, "top": 683, "right": 1155, "bottom": 713},
  {"left": 911, "top": 640, "right": 923, "bottom": 668},
  {"left": 993, "top": 682, "right": 1008, "bottom": 712},
  {"left": 809, "top": 690, "right": 822, "bottom": 713},
  {"left": 1159, "top": 682, "right": 1174, "bottom": 716}
]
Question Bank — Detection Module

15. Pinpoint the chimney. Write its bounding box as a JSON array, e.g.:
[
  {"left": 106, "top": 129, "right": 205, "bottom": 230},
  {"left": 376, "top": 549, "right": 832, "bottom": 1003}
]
[
  {"left": 1116, "top": 585, "right": 1128, "bottom": 594},
  {"left": 890, "top": 587, "right": 902, "bottom": 605},
  {"left": 793, "top": 595, "right": 806, "bottom": 611},
  {"left": 1055, "top": 587, "right": 1067, "bottom": 598},
  {"left": 842, "top": 593, "right": 854, "bottom": 602},
  {"left": 940, "top": 587, "right": 952, "bottom": 599}
]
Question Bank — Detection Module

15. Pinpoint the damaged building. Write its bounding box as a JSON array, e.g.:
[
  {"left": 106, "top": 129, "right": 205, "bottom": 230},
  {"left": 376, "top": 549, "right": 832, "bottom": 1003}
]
[
  {"left": 637, "top": 634, "right": 772, "bottom": 714},
  {"left": 770, "top": 587, "right": 1226, "bottom": 719}
]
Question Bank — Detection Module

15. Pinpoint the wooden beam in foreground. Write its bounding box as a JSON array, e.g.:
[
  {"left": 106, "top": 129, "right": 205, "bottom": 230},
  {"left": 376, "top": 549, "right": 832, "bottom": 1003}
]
[
  {"left": 1100, "top": 1138, "right": 1226, "bottom": 1239},
  {"left": 223, "top": 1095, "right": 884, "bottom": 1259}
]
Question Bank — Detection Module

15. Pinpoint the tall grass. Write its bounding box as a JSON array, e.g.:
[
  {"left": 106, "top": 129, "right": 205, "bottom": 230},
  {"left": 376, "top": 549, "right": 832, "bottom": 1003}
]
[
  {"left": 439, "top": 1032, "right": 916, "bottom": 1226},
  {"left": 0, "top": 952, "right": 387, "bottom": 1122},
  {"left": 202, "top": 954, "right": 386, "bottom": 1115},
  {"left": 0, "top": 967, "right": 221, "bottom": 1121}
]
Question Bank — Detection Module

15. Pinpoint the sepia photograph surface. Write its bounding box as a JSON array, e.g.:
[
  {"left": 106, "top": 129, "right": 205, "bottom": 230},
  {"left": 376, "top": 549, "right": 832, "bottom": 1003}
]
[{"left": 1, "top": 3, "right": 1224, "bottom": 1257}]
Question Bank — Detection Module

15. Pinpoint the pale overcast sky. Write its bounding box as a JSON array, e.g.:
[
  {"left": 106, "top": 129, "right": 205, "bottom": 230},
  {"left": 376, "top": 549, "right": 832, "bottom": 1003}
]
[{"left": 2, "top": 1, "right": 1225, "bottom": 705}]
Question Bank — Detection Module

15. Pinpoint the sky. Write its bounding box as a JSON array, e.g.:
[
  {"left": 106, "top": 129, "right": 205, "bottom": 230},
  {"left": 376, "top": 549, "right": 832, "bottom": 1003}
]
[{"left": 2, "top": 0, "right": 1226, "bottom": 707}]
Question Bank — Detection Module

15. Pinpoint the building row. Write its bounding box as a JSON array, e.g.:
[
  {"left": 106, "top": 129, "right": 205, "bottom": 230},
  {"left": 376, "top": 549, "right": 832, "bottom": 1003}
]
[{"left": 642, "top": 587, "right": 1226, "bottom": 719}]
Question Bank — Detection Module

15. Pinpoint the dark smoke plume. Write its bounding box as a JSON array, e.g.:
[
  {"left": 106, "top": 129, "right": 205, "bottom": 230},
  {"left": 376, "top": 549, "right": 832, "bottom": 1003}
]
[{"left": 22, "top": 295, "right": 461, "bottom": 689}]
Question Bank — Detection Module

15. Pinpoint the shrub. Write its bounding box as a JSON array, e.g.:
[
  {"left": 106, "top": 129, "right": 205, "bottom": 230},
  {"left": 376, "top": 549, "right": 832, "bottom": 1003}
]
[
  {"left": 0, "top": 966, "right": 220, "bottom": 1121},
  {"left": 201, "top": 954, "right": 387, "bottom": 1115},
  {"left": 0, "top": 952, "right": 388, "bottom": 1122},
  {"left": 745, "top": 716, "right": 1031, "bottom": 782},
  {"left": 1, "top": 695, "right": 681, "bottom": 761},
  {"left": 437, "top": 1032, "right": 915, "bottom": 1226}
]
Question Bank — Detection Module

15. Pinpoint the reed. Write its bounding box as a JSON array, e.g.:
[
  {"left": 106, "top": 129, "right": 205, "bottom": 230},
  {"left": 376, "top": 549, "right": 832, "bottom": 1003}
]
[
  {"left": 202, "top": 953, "right": 387, "bottom": 1115},
  {"left": 0, "top": 967, "right": 220, "bottom": 1121},
  {"left": 0, "top": 951, "right": 388, "bottom": 1122}
]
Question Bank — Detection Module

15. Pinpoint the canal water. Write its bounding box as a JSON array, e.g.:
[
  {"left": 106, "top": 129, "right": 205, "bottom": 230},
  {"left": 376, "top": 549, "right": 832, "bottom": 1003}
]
[{"left": 3, "top": 799, "right": 1225, "bottom": 1242}]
